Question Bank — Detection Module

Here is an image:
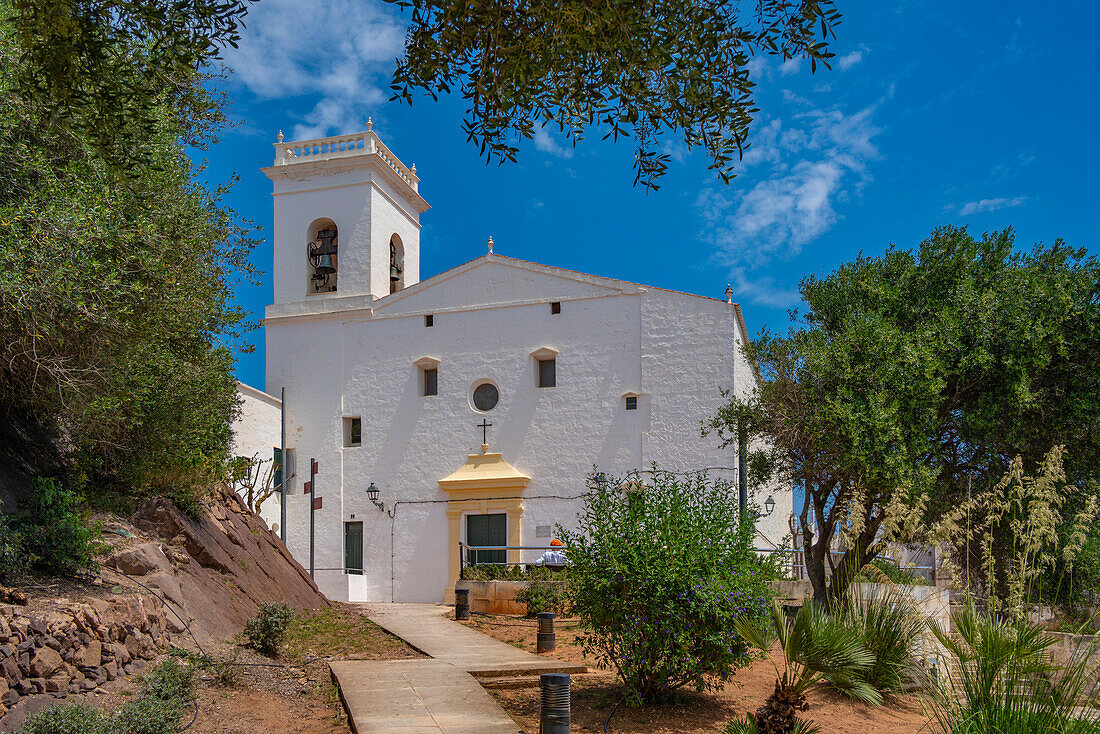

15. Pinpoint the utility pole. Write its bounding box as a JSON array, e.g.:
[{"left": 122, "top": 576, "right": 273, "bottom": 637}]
[
  {"left": 280, "top": 387, "right": 286, "bottom": 544},
  {"left": 308, "top": 458, "right": 319, "bottom": 578},
  {"left": 738, "top": 420, "right": 748, "bottom": 515}
]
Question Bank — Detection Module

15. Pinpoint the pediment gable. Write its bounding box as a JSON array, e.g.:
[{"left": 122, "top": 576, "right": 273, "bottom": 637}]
[{"left": 371, "top": 254, "right": 644, "bottom": 315}]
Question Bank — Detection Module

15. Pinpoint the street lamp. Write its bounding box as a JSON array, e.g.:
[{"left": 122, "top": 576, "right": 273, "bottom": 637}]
[{"left": 763, "top": 495, "right": 776, "bottom": 516}]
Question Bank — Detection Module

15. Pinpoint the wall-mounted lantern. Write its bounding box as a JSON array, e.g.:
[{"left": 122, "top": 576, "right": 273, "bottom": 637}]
[
  {"left": 367, "top": 482, "right": 382, "bottom": 510},
  {"left": 763, "top": 495, "right": 776, "bottom": 517}
]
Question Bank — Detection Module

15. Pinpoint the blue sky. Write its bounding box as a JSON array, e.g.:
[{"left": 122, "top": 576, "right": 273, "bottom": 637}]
[{"left": 201, "top": 0, "right": 1100, "bottom": 390}]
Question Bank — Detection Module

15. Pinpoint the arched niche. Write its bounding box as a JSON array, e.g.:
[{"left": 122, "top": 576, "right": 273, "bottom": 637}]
[
  {"left": 307, "top": 218, "right": 338, "bottom": 294},
  {"left": 389, "top": 234, "right": 405, "bottom": 294}
]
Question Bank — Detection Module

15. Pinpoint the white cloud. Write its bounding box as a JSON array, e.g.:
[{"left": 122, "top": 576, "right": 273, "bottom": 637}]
[
  {"left": 224, "top": 0, "right": 406, "bottom": 139},
  {"left": 959, "top": 196, "right": 1029, "bottom": 216},
  {"left": 837, "top": 50, "right": 864, "bottom": 71},
  {"left": 696, "top": 103, "right": 881, "bottom": 307},
  {"left": 532, "top": 126, "right": 574, "bottom": 159},
  {"left": 778, "top": 58, "right": 800, "bottom": 76}
]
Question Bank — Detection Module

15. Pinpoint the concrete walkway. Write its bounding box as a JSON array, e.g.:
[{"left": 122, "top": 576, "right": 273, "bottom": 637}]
[
  {"left": 355, "top": 603, "right": 586, "bottom": 677},
  {"left": 331, "top": 659, "right": 521, "bottom": 734},
  {"left": 330, "top": 603, "right": 586, "bottom": 733}
]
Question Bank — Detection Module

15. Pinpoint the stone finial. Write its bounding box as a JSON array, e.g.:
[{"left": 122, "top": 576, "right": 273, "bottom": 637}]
[
  {"left": 725, "top": 284, "right": 733, "bottom": 304},
  {"left": 487, "top": 235, "right": 495, "bottom": 254},
  {"left": 481, "top": 443, "right": 490, "bottom": 454},
  {"left": 276, "top": 129, "right": 284, "bottom": 143},
  {"left": 411, "top": 164, "right": 417, "bottom": 174},
  {"left": 366, "top": 117, "right": 374, "bottom": 132}
]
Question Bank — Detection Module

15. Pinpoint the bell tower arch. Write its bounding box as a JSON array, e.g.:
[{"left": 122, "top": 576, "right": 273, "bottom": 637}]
[{"left": 262, "top": 121, "right": 430, "bottom": 306}]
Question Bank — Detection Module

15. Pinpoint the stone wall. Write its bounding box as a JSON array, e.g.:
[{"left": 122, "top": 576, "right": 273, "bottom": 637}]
[
  {"left": 0, "top": 594, "right": 171, "bottom": 716},
  {"left": 768, "top": 579, "right": 951, "bottom": 662},
  {"left": 454, "top": 580, "right": 570, "bottom": 615}
]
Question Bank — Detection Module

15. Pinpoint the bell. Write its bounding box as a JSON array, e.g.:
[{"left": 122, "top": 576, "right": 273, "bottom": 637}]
[
  {"left": 390, "top": 265, "right": 401, "bottom": 281},
  {"left": 316, "top": 253, "right": 336, "bottom": 275}
]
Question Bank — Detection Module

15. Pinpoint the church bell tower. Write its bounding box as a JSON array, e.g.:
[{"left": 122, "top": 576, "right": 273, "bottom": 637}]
[{"left": 261, "top": 120, "right": 430, "bottom": 306}]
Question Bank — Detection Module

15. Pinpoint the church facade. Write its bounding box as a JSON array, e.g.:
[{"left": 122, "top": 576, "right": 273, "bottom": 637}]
[{"left": 255, "top": 124, "right": 791, "bottom": 603}]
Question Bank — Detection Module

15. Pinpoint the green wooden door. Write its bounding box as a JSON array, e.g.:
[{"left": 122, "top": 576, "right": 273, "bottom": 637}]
[
  {"left": 344, "top": 521, "right": 363, "bottom": 575},
  {"left": 466, "top": 514, "right": 507, "bottom": 565}
]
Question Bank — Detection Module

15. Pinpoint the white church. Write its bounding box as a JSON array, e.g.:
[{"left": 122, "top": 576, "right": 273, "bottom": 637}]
[{"left": 232, "top": 123, "right": 791, "bottom": 603}]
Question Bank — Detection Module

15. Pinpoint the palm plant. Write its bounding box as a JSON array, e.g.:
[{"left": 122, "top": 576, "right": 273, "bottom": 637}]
[
  {"left": 828, "top": 588, "right": 923, "bottom": 694},
  {"left": 726, "top": 599, "right": 881, "bottom": 734},
  {"left": 926, "top": 603, "right": 1100, "bottom": 733}
]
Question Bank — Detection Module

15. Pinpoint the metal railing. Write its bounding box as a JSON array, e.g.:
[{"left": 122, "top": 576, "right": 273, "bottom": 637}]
[
  {"left": 457, "top": 542, "right": 937, "bottom": 583},
  {"left": 459, "top": 542, "right": 569, "bottom": 570},
  {"left": 759, "top": 547, "right": 937, "bottom": 584}
]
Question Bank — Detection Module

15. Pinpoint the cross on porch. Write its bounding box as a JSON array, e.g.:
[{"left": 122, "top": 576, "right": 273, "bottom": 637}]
[{"left": 477, "top": 419, "right": 492, "bottom": 445}]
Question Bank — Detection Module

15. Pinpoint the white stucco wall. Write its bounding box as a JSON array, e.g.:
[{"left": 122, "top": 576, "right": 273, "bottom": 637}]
[
  {"left": 260, "top": 129, "right": 791, "bottom": 603},
  {"left": 266, "top": 256, "right": 791, "bottom": 603},
  {"left": 230, "top": 383, "right": 283, "bottom": 532}
]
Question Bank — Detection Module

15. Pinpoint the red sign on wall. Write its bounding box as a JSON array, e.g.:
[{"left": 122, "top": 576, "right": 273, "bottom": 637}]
[
  {"left": 303, "top": 481, "right": 311, "bottom": 494},
  {"left": 312, "top": 497, "right": 323, "bottom": 511}
]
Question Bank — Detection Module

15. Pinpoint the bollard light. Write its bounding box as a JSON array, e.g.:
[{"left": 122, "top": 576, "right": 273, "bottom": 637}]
[
  {"left": 539, "top": 673, "right": 571, "bottom": 734},
  {"left": 454, "top": 587, "right": 470, "bottom": 620},
  {"left": 537, "top": 612, "right": 556, "bottom": 652}
]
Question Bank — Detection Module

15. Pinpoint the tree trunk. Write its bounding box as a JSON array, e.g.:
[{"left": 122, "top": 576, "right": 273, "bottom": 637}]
[
  {"left": 805, "top": 529, "right": 830, "bottom": 608},
  {"left": 825, "top": 517, "right": 883, "bottom": 608}
]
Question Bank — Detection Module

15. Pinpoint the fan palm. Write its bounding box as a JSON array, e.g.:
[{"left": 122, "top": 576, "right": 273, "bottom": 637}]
[
  {"left": 926, "top": 604, "right": 1100, "bottom": 733},
  {"left": 727, "top": 598, "right": 881, "bottom": 734}
]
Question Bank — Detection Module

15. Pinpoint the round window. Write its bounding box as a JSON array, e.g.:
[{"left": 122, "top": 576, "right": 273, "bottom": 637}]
[{"left": 472, "top": 383, "right": 499, "bottom": 412}]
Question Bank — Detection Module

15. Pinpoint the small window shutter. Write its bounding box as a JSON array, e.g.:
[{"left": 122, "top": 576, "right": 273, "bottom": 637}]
[
  {"left": 538, "top": 358, "right": 556, "bottom": 388},
  {"left": 273, "top": 448, "right": 283, "bottom": 492}
]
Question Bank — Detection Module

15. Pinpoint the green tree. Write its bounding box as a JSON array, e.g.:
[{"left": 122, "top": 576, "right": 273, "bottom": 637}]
[
  {"left": 0, "top": 3, "right": 258, "bottom": 497},
  {"left": 8, "top": 0, "right": 249, "bottom": 165},
  {"left": 706, "top": 226, "right": 1100, "bottom": 607},
  {"left": 388, "top": 0, "right": 841, "bottom": 190}
]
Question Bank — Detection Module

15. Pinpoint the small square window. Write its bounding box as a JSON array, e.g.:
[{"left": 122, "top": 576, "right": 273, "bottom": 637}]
[
  {"left": 550, "top": 301, "right": 561, "bottom": 315},
  {"left": 625, "top": 396, "right": 638, "bottom": 410},
  {"left": 423, "top": 368, "right": 438, "bottom": 396},
  {"left": 538, "top": 358, "right": 556, "bottom": 388},
  {"left": 425, "top": 314, "right": 434, "bottom": 327},
  {"left": 343, "top": 417, "right": 362, "bottom": 447}
]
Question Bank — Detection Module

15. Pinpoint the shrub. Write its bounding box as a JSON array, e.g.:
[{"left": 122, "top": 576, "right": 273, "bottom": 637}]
[
  {"left": 926, "top": 604, "right": 1100, "bottom": 734},
  {"left": 16, "top": 704, "right": 106, "bottom": 734},
  {"left": 19, "top": 477, "right": 99, "bottom": 577},
  {"left": 460, "top": 563, "right": 527, "bottom": 581},
  {"left": 245, "top": 601, "right": 295, "bottom": 657},
  {"left": 828, "top": 589, "right": 923, "bottom": 695},
  {"left": 515, "top": 575, "right": 568, "bottom": 616},
  {"left": 139, "top": 657, "right": 196, "bottom": 703},
  {"left": 0, "top": 512, "right": 27, "bottom": 584},
  {"left": 19, "top": 659, "right": 196, "bottom": 734},
  {"left": 111, "top": 695, "right": 188, "bottom": 734},
  {"left": 560, "top": 469, "right": 776, "bottom": 704}
]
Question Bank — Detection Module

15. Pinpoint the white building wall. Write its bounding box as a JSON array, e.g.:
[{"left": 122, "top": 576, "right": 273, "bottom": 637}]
[
  {"left": 265, "top": 257, "right": 785, "bottom": 603},
  {"left": 230, "top": 383, "right": 283, "bottom": 531}
]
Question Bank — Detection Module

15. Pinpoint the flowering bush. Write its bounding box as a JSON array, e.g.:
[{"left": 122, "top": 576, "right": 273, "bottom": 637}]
[{"left": 559, "top": 469, "right": 777, "bottom": 704}]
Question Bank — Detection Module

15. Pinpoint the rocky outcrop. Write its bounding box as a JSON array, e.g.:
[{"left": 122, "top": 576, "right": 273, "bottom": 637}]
[
  {"left": 0, "top": 485, "right": 329, "bottom": 724},
  {"left": 124, "top": 485, "right": 329, "bottom": 642},
  {"left": 0, "top": 594, "right": 170, "bottom": 716}
]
